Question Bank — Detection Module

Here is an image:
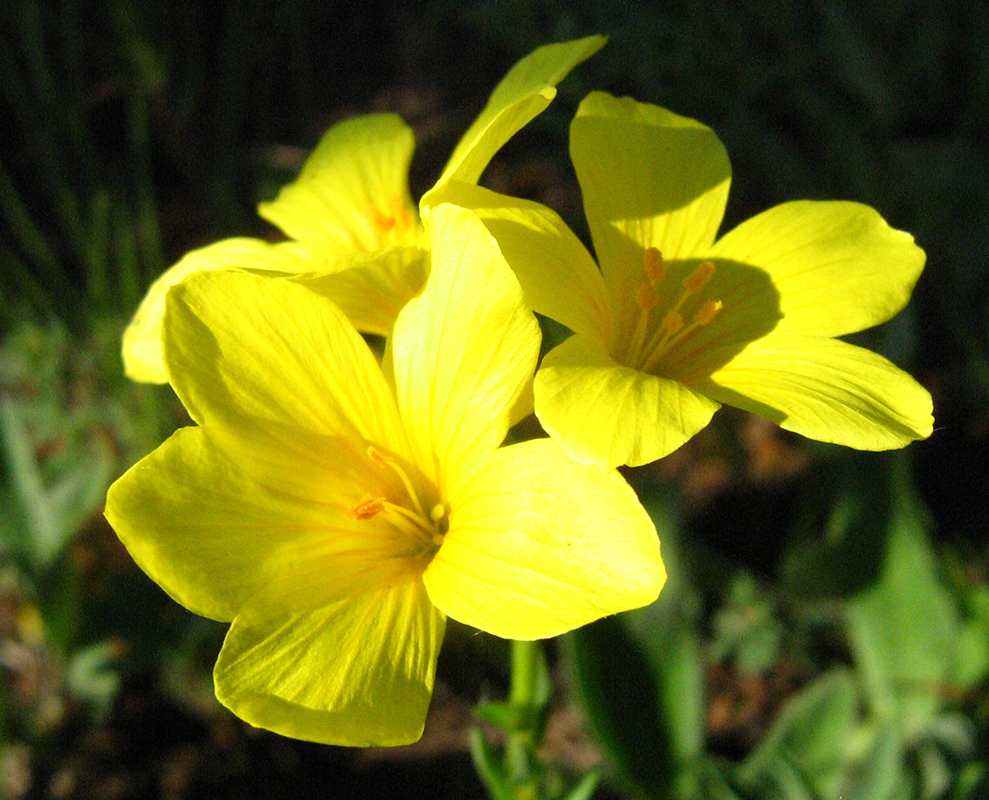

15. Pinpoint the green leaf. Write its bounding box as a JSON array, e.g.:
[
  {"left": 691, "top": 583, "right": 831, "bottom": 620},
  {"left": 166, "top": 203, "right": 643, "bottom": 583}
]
[
  {"left": 565, "top": 492, "right": 704, "bottom": 800},
  {"left": 846, "top": 454, "right": 959, "bottom": 741},
  {"left": 842, "top": 726, "right": 910, "bottom": 800},
  {"left": 738, "top": 668, "right": 858, "bottom": 798}
]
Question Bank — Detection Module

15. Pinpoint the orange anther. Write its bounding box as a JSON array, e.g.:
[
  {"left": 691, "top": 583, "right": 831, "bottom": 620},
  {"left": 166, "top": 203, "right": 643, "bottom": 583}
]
[
  {"left": 661, "top": 310, "right": 684, "bottom": 336},
  {"left": 695, "top": 299, "right": 723, "bottom": 326},
  {"left": 683, "top": 261, "right": 716, "bottom": 294},
  {"left": 349, "top": 495, "right": 385, "bottom": 520},
  {"left": 636, "top": 283, "right": 660, "bottom": 312},
  {"left": 643, "top": 247, "right": 665, "bottom": 283}
]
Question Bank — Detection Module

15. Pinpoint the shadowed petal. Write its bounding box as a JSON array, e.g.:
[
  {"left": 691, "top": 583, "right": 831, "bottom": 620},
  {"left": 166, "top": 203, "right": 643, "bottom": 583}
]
[
  {"left": 534, "top": 334, "right": 720, "bottom": 469},
  {"left": 709, "top": 201, "right": 926, "bottom": 336},
  {"left": 571, "top": 92, "right": 731, "bottom": 324}
]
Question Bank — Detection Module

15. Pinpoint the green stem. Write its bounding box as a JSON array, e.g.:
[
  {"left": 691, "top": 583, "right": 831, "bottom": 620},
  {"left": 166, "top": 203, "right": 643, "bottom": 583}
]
[{"left": 507, "top": 638, "right": 540, "bottom": 786}]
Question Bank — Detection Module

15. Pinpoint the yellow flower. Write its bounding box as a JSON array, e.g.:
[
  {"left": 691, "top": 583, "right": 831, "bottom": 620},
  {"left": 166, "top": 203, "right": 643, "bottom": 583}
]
[
  {"left": 436, "top": 91, "right": 933, "bottom": 469},
  {"left": 104, "top": 204, "right": 663, "bottom": 746},
  {"left": 122, "top": 36, "right": 605, "bottom": 383}
]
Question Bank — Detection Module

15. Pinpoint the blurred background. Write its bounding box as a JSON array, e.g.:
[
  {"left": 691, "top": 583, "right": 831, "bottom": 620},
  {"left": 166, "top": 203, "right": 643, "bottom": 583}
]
[{"left": 1, "top": 0, "right": 987, "bottom": 798}]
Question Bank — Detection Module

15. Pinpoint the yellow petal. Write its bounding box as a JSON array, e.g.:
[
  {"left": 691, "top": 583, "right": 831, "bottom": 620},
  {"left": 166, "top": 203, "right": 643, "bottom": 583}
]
[
  {"left": 258, "top": 114, "right": 420, "bottom": 255},
  {"left": 534, "top": 334, "right": 721, "bottom": 468},
  {"left": 570, "top": 92, "right": 730, "bottom": 325},
  {"left": 700, "top": 333, "right": 934, "bottom": 449},
  {"left": 423, "top": 438, "right": 663, "bottom": 640},
  {"left": 427, "top": 180, "right": 612, "bottom": 344},
  {"left": 392, "top": 204, "right": 540, "bottom": 486},
  {"left": 122, "top": 238, "right": 309, "bottom": 383},
  {"left": 105, "top": 428, "right": 380, "bottom": 622},
  {"left": 292, "top": 246, "right": 428, "bottom": 337},
  {"left": 424, "top": 36, "right": 606, "bottom": 201},
  {"left": 709, "top": 200, "right": 926, "bottom": 336},
  {"left": 215, "top": 577, "right": 445, "bottom": 746},
  {"left": 163, "top": 271, "right": 409, "bottom": 462}
]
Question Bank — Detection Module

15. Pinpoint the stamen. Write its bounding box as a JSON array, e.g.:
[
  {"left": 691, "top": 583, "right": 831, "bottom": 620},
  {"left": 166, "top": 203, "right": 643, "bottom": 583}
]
[
  {"left": 349, "top": 495, "right": 385, "bottom": 520},
  {"left": 683, "top": 261, "right": 716, "bottom": 294},
  {"left": 660, "top": 310, "right": 684, "bottom": 337},
  {"left": 367, "top": 445, "right": 428, "bottom": 520},
  {"left": 636, "top": 283, "right": 660, "bottom": 312},
  {"left": 636, "top": 261, "right": 724, "bottom": 374},
  {"left": 643, "top": 247, "right": 665, "bottom": 283},
  {"left": 695, "top": 299, "right": 723, "bottom": 326}
]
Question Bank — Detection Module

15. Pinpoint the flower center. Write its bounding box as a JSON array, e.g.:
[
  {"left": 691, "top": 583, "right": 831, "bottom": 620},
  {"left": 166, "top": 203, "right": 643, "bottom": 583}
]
[
  {"left": 348, "top": 445, "right": 448, "bottom": 557},
  {"left": 625, "top": 248, "right": 723, "bottom": 373},
  {"left": 368, "top": 195, "right": 415, "bottom": 246}
]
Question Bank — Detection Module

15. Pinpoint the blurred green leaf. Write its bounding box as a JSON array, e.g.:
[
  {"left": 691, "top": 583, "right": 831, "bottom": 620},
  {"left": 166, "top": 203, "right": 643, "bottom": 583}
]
[
  {"left": 566, "top": 492, "right": 705, "bottom": 800},
  {"left": 738, "top": 668, "right": 858, "bottom": 798},
  {"left": 846, "top": 455, "right": 959, "bottom": 742},
  {"left": 842, "top": 726, "right": 910, "bottom": 800}
]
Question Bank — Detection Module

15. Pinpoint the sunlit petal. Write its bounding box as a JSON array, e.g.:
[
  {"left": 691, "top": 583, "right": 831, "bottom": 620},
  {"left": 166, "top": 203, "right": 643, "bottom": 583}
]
[
  {"left": 163, "top": 270, "right": 408, "bottom": 458},
  {"left": 122, "top": 238, "right": 309, "bottom": 383},
  {"left": 700, "top": 334, "right": 934, "bottom": 449},
  {"left": 428, "top": 180, "right": 612, "bottom": 344},
  {"left": 424, "top": 438, "right": 663, "bottom": 639},
  {"left": 392, "top": 204, "right": 540, "bottom": 486},
  {"left": 425, "top": 36, "right": 606, "bottom": 200},
  {"left": 215, "top": 578, "right": 445, "bottom": 746}
]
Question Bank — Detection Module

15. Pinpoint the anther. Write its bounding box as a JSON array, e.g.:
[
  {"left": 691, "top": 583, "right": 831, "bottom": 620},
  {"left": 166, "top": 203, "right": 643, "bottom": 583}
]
[
  {"left": 349, "top": 495, "right": 385, "bottom": 520},
  {"left": 636, "top": 283, "right": 660, "bottom": 312},
  {"left": 695, "top": 299, "right": 723, "bottom": 326},
  {"left": 683, "top": 261, "right": 716, "bottom": 294},
  {"left": 643, "top": 247, "right": 665, "bottom": 283},
  {"left": 660, "top": 310, "right": 684, "bottom": 337}
]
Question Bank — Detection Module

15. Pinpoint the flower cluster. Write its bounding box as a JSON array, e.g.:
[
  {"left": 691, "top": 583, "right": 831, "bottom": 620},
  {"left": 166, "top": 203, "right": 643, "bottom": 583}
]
[{"left": 105, "top": 37, "right": 932, "bottom": 747}]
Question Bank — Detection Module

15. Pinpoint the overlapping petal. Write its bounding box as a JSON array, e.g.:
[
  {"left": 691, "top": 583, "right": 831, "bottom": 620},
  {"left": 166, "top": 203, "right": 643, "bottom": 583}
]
[
  {"left": 392, "top": 204, "right": 540, "bottom": 487},
  {"left": 259, "top": 114, "right": 420, "bottom": 255},
  {"left": 292, "top": 246, "right": 428, "bottom": 337},
  {"left": 709, "top": 200, "right": 926, "bottom": 336},
  {"left": 215, "top": 577, "right": 445, "bottom": 746},
  {"left": 570, "top": 91, "right": 731, "bottom": 321},
  {"left": 699, "top": 334, "right": 934, "bottom": 449},
  {"left": 163, "top": 271, "right": 409, "bottom": 470},
  {"left": 534, "top": 334, "right": 721, "bottom": 469},
  {"left": 425, "top": 35, "right": 606, "bottom": 200},
  {"left": 104, "top": 426, "right": 401, "bottom": 622},
  {"left": 122, "top": 238, "right": 310, "bottom": 384},
  {"left": 423, "top": 438, "right": 663, "bottom": 640},
  {"left": 428, "top": 181, "right": 612, "bottom": 344}
]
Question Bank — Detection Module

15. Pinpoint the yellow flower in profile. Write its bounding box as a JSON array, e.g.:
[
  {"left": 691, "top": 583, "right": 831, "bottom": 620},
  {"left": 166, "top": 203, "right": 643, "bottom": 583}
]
[
  {"left": 104, "top": 204, "right": 663, "bottom": 746},
  {"left": 122, "top": 36, "right": 605, "bottom": 383},
  {"left": 438, "top": 92, "right": 933, "bottom": 469}
]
